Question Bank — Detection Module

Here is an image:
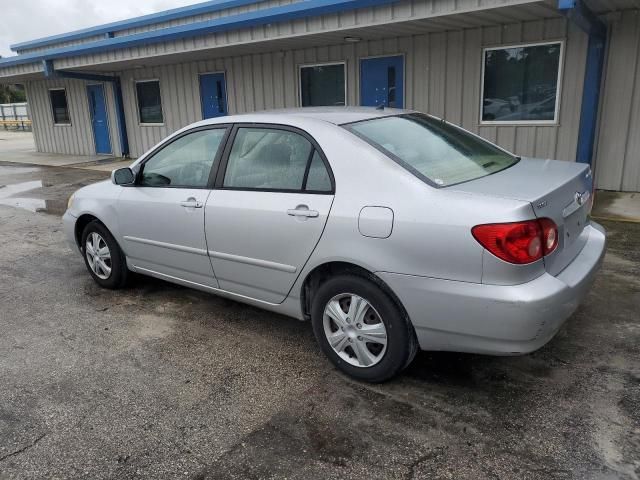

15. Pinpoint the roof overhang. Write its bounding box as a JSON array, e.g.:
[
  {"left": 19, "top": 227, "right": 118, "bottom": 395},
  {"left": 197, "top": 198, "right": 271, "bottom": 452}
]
[
  {"left": 9, "top": 0, "right": 275, "bottom": 53},
  {"left": 0, "top": 0, "right": 575, "bottom": 81}
]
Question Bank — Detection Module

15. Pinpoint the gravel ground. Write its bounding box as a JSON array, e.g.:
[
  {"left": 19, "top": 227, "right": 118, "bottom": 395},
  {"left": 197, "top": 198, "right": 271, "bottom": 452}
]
[{"left": 0, "top": 162, "right": 638, "bottom": 480}]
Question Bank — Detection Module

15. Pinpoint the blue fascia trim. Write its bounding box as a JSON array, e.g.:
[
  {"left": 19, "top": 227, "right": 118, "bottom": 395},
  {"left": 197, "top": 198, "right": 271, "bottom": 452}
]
[
  {"left": 10, "top": 0, "right": 267, "bottom": 52},
  {"left": 0, "top": 0, "right": 398, "bottom": 68},
  {"left": 558, "top": 0, "right": 606, "bottom": 38},
  {"left": 575, "top": 33, "right": 606, "bottom": 165},
  {"left": 47, "top": 65, "right": 130, "bottom": 157},
  {"left": 558, "top": 0, "right": 607, "bottom": 166}
]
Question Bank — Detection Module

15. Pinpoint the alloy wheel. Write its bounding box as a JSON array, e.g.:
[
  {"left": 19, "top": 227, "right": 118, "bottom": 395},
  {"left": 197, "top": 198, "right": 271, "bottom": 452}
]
[{"left": 85, "top": 232, "right": 112, "bottom": 280}]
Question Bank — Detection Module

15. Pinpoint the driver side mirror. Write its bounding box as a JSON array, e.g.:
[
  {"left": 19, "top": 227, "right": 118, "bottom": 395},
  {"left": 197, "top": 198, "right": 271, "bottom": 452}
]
[{"left": 111, "top": 167, "right": 136, "bottom": 186}]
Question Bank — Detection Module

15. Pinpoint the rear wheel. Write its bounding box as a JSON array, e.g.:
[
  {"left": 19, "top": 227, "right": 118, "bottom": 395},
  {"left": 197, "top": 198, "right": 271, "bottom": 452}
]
[
  {"left": 311, "top": 274, "right": 417, "bottom": 382},
  {"left": 81, "top": 221, "right": 128, "bottom": 289}
]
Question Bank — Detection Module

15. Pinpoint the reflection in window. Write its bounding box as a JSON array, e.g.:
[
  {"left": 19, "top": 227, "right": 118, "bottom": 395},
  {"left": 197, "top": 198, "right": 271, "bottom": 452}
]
[
  {"left": 136, "top": 80, "right": 164, "bottom": 124},
  {"left": 481, "top": 42, "right": 562, "bottom": 123},
  {"left": 300, "top": 64, "right": 346, "bottom": 107},
  {"left": 349, "top": 114, "right": 518, "bottom": 187},
  {"left": 49, "top": 89, "right": 70, "bottom": 124},
  {"left": 224, "top": 128, "right": 313, "bottom": 190},
  {"left": 140, "top": 129, "right": 226, "bottom": 187},
  {"left": 305, "top": 151, "right": 332, "bottom": 192}
]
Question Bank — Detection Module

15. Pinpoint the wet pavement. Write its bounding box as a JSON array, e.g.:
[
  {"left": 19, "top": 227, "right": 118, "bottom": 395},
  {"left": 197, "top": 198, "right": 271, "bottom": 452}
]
[{"left": 0, "top": 162, "right": 638, "bottom": 480}]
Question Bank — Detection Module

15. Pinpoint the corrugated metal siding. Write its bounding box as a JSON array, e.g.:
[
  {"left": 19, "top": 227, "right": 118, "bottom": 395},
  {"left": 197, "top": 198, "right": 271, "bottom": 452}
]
[
  {"left": 585, "top": 0, "right": 640, "bottom": 13},
  {"left": 25, "top": 78, "right": 121, "bottom": 157},
  {"left": 54, "top": 0, "right": 544, "bottom": 70},
  {"left": 114, "top": 0, "right": 301, "bottom": 37},
  {"left": 24, "top": 15, "right": 588, "bottom": 170},
  {"left": 13, "top": 0, "right": 300, "bottom": 56},
  {"left": 594, "top": 10, "right": 640, "bottom": 191},
  {"left": 118, "top": 16, "right": 584, "bottom": 159},
  {"left": 16, "top": 34, "right": 107, "bottom": 55},
  {"left": 0, "top": 62, "right": 42, "bottom": 80}
]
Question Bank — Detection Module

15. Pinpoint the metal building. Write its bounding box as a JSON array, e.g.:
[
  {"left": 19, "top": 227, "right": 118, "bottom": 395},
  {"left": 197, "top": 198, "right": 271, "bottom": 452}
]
[{"left": 0, "top": 0, "right": 638, "bottom": 191}]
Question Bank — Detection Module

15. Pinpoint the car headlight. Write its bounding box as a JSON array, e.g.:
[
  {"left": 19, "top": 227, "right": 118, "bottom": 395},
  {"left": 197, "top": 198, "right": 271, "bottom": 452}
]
[{"left": 67, "top": 193, "right": 75, "bottom": 210}]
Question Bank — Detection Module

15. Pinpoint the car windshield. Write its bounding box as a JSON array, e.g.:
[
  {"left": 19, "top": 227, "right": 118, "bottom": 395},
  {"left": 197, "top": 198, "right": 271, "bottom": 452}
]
[{"left": 346, "top": 113, "right": 518, "bottom": 187}]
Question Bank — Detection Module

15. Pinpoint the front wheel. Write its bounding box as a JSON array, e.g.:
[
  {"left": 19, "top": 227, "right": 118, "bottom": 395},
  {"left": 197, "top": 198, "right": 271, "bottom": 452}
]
[
  {"left": 81, "top": 221, "right": 129, "bottom": 289},
  {"left": 311, "top": 274, "right": 417, "bottom": 382}
]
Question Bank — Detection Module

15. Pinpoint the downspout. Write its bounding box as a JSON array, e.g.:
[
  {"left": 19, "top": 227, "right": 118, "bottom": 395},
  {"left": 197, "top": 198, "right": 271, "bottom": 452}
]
[
  {"left": 42, "top": 59, "right": 130, "bottom": 157},
  {"left": 558, "top": 0, "right": 607, "bottom": 166}
]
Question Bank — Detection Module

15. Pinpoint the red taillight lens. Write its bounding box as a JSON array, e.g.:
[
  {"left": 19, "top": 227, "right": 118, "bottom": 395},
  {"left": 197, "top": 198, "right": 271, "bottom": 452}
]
[{"left": 472, "top": 218, "right": 558, "bottom": 264}]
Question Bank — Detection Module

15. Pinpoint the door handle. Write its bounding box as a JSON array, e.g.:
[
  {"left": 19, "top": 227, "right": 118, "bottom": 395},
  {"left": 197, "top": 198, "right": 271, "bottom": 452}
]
[
  {"left": 287, "top": 205, "right": 319, "bottom": 218},
  {"left": 180, "top": 198, "right": 203, "bottom": 209}
]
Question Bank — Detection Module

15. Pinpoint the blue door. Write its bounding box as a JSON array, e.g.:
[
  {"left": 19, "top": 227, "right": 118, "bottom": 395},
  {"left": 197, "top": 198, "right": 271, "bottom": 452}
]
[
  {"left": 200, "top": 73, "right": 228, "bottom": 119},
  {"left": 360, "top": 55, "right": 404, "bottom": 108},
  {"left": 87, "top": 84, "right": 112, "bottom": 155}
]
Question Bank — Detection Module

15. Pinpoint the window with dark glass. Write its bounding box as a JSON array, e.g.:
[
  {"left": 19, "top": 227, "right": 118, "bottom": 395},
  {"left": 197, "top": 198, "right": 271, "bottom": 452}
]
[
  {"left": 481, "top": 42, "right": 562, "bottom": 123},
  {"left": 300, "top": 63, "right": 346, "bottom": 107},
  {"left": 136, "top": 80, "right": 164, "bottom": 124},
  {"left": 49, "top": 89, "right": 70, "bottom": 124}
]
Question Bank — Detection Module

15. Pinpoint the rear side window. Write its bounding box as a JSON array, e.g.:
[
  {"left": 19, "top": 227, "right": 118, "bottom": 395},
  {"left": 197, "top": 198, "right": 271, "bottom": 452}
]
[
  {"left": 223, "top": 127, "right": 333, "bottom": 192},
  {"left": 347, "top": 114, "right": 518, "bottom": 187},
  {"left": 305, "top": 151, "right": 332, "bottom": 192}
]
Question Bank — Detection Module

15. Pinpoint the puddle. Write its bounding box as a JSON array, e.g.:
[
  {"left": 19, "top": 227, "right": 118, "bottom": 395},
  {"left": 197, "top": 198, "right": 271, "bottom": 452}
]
[
  {"left": 0, "top": 166, "right": 41, "bottom": 175},
  {"left": 0, "top": 179, "right": 66, "bottom": 215}
]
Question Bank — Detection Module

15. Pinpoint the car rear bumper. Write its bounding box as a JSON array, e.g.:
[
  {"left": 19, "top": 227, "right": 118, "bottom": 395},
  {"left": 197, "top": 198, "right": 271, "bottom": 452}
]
[
  {"left": 377, "top": 222, "right": 606, "bottom": 355},
  {"left": 62, "top": 211, "right": 80, "bottom": 253}
]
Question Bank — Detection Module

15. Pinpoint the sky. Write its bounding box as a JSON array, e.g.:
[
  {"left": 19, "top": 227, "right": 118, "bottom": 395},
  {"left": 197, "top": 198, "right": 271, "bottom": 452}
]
[{"left": 0, "top": 0, "right": 201, "bottom": 58}]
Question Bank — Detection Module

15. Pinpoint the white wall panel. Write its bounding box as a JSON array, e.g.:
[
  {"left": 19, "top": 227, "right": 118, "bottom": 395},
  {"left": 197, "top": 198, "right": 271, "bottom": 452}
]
[
  {"left": 595, "top": 11, "right": 640, "bottom": 191},
  {"left": 25, "top": 78, "right": 121, "bottom": 157}
]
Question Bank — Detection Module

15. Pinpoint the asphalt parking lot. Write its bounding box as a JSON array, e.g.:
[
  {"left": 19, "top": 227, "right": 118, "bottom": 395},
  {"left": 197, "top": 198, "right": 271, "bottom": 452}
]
[{"left": 0, "top": 158, "right": 638, "bottom": 479}]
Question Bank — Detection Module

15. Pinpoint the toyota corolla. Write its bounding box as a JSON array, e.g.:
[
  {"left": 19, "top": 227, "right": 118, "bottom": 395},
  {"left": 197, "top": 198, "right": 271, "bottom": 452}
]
[{"left": 63, "top": 108, "right": 606, "bottom": 382}]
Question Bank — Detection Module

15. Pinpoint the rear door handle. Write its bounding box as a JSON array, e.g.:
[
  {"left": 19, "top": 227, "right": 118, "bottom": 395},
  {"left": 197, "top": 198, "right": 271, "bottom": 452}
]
[
  {"left": 287, "top": 205, "right": 319, "bottom": 218},
  {"left": 180, "top": 198, "right": 203, "bottom": 209}
]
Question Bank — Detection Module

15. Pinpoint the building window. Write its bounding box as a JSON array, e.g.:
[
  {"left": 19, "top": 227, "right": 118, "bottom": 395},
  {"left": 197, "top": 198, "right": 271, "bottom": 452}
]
[
  {"left": 49, "top": 89, "right": 70, "bottom": 125},
  {"left": 481, "top": 41, "right": 563, "bottom": 124},
  {"left": 136, "top": 80, "right": 164, "bottom": 124},
  {"left": 299, "top": 63, "right": 346, "bottom": 107}
]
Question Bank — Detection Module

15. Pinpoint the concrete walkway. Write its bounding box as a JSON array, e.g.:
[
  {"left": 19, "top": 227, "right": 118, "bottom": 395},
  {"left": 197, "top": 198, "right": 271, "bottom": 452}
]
[
  {"left": 591, "top": 191, "right": 640, "bottom": 223},
  {"left": 0, "top": 130, "right": 131, "bottom": 171}
]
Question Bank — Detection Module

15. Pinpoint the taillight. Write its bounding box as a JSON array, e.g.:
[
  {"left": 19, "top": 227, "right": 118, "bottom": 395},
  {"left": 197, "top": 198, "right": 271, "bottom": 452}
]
[
  {"left": 472, "top": 218, "right": 558, "bottom": 264},
  {"left": 538, "top": 217, "right": 558, "bottom": 254}
]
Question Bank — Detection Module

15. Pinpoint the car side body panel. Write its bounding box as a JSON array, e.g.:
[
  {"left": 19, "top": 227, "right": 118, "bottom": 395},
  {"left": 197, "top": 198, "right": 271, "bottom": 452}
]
[{"left": 63, "top": 108, "right": 606, "bottom": 358}]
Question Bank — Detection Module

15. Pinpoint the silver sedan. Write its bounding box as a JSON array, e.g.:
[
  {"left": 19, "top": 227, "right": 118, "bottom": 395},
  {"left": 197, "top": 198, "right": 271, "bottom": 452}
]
[{"left": 63, "top": 107, "right": 606, "bottom": 382}]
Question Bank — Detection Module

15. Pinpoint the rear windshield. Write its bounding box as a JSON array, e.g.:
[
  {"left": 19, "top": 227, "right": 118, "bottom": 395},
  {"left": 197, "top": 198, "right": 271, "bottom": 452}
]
[{"left": 346, "top": 113, "right": 518, "bottom": 187}]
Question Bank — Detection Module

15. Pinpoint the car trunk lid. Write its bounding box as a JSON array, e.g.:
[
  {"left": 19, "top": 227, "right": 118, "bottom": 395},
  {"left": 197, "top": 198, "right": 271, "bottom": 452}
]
[{"left": 449, "top": 157, "right": 593, "bottom": 276}]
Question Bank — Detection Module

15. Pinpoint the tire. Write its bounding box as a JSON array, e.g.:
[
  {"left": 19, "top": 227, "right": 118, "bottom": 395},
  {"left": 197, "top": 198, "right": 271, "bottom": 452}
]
[
  {"left": 311, "top": 274, "right": 418, "bottom": 382},
  {"left": 81, "top": 220, "right": 129, "bottom": 289}
]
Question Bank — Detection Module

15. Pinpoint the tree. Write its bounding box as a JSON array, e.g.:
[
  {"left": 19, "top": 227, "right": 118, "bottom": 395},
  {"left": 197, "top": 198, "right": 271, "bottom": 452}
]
[{"left": 0, "top": 84, "right": 27, "bottom": 103}]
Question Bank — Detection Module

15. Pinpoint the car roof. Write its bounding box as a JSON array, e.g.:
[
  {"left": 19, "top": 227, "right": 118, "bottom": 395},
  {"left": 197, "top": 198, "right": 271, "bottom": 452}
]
[{"left": 199, "top": 106, "right": 415, "bottom": 127}]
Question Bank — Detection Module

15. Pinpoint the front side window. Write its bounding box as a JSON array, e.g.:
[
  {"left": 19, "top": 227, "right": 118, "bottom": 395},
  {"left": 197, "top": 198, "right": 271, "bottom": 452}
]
[
  {"left": 300, "top": 63, "right": 346, "bottom": 107},
  {"left": 481, "top": 42, "right": 562, "bottom": 123},
  {"left": 49, "top": 89, "right": 70, "bottom": 125},
  {"left": 140, "top": 128, "right": 226, "bottom": 188},
  {"left": 347, "top": 114, "right": 518, "bottom": 187},
  {"left": 136, "top": 80, "right": 164, "bottom": 124},
  {"left": 223, "top": 127, "right": 332, "bottom": 192}
]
